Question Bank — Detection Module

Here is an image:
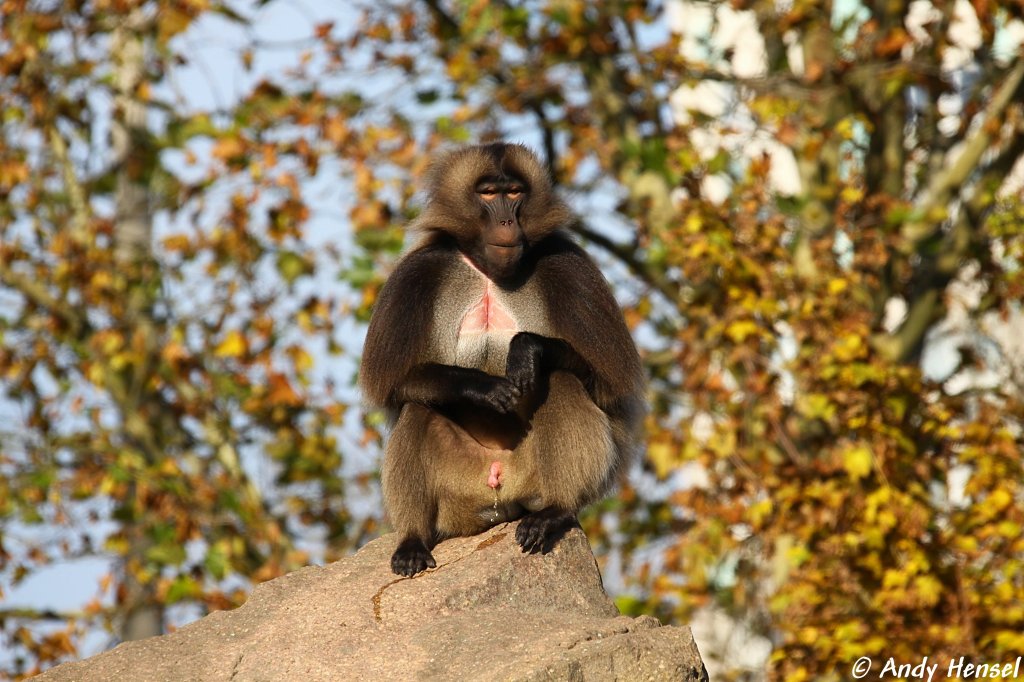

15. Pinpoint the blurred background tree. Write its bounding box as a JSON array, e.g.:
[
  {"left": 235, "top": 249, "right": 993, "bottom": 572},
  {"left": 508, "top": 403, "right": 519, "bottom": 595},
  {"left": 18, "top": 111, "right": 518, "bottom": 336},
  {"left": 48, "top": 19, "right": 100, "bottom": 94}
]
[
  {"left": 2, "top": 1, "right": 1023, "bottom": 680},
  {"left": 0, "top": 0, "right": 370, "bottom": 672}
]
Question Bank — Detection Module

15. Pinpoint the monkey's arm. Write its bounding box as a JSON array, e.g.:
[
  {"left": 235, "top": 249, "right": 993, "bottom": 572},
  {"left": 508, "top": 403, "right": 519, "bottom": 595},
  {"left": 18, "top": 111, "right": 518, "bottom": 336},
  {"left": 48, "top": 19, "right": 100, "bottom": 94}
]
[
  {"left": 391, "top": 363, "right": 520, "bottom": 413},
  {"left": 505, "top": 332, "right": 594, "bottom": 398},
  {"left": 360, "top": 246, "right": 454, "bottom": 408},
  {"left": 533, "top": 235, "right": 645, "bottom": 411}
]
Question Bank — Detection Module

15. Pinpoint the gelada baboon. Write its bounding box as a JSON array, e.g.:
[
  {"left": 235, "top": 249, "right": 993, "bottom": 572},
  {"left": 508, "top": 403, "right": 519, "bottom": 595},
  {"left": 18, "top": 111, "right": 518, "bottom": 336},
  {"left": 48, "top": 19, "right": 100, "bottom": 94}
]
[{"left": 360, "top": 143, "right": 645, "bottom": 576}]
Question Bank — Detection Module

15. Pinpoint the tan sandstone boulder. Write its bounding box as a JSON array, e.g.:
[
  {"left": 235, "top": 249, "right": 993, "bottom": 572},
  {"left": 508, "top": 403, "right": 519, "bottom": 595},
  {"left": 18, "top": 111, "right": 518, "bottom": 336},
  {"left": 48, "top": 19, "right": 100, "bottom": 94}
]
[{"left": 38, "top": 522, "right": 707, "bottom": 681}]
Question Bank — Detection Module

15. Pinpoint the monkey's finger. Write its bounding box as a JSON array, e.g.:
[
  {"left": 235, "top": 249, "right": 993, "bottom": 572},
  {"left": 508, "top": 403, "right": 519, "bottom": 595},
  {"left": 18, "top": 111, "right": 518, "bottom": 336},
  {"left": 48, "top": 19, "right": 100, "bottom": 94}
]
[
  {"left": 515, "top": 521, "right": 546, "bottom": 554},
  {"left": 510, "top": 373, "right": 535, "bottom": 395},
  {"left": 391, "top": 553, "right": 434, "bottom": 576},
  {"left": 526, "top": 535, "right": 546, "bottom": 554},
  {"left": 489, "top": 384, "right": 522, "bottom": 413}
]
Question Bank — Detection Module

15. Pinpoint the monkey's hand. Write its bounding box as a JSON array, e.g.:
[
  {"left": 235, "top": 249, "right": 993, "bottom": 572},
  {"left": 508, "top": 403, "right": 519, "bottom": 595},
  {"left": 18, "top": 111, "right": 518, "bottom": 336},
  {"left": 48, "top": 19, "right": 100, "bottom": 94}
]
[
  {"left": 506, "top": 332, "right": 544, "bottom": 397},
  {"left": 392, "top": 536, "right": 437, "bottom": 577},
  {"left": 393, "top": 364, "right": 520, "bottom": 414},
  {"left": 507, "top": 332, "right": 595, "bottom": 399},
  {"left": 460, "top": 373, "right": 521, "bottom": 414}
]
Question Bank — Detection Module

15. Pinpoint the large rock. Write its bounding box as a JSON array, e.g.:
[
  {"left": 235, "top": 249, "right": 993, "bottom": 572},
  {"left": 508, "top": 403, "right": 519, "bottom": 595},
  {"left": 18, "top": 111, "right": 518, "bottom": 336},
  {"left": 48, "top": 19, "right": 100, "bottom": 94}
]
[{"left": 38, "top": 522, "right": 707, "bottom": 681}]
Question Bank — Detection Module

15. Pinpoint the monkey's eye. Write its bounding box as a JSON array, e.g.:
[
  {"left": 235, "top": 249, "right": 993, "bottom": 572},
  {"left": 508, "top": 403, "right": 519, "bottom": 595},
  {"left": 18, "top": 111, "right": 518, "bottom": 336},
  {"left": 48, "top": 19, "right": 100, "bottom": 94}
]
[
  {"left": 478, "top": 187, "right": 499, "bottom": 201},
  {"left": 506, "top": 187, "right": 524, "bottom": 200}
]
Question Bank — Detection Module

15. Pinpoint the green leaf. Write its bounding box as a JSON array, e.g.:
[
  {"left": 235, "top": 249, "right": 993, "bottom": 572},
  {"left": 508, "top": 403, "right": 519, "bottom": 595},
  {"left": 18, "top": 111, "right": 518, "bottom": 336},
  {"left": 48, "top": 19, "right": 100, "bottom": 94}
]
[
  {"left": 205, "top": 545, "right": 229, "bottom": 581},
  {"left": 276, "top": 251, "right": 313, "bottom": 284},
  {"left": 415, "top": 89, "right": 440, "bottom": 104},
  {"left": 146, "top": 541, "right": 186, "bottom": 566},
  {"left": 166, "top": 575, "right": 201, "bottom": 604}
]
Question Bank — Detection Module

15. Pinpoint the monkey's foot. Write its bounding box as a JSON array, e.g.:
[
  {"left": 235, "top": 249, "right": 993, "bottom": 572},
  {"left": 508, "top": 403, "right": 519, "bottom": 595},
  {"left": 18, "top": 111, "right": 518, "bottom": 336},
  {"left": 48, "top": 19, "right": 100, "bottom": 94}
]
[
  {"left": 516, "top": 507, "right": 577, "bottom": 554},
  {"left": 391, "top": 537, "right": 436, "bottom": 577}
]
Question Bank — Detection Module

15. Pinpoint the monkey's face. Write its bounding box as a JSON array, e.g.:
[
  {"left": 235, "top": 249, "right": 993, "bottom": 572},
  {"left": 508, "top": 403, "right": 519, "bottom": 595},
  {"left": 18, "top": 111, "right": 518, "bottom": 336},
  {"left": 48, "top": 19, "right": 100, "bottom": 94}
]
[
  {"left": 472, "top": 174, "right": 527, "bottom": 282},
  {"left": 413, "top": 144, "right": 574, "bottom": 281}
]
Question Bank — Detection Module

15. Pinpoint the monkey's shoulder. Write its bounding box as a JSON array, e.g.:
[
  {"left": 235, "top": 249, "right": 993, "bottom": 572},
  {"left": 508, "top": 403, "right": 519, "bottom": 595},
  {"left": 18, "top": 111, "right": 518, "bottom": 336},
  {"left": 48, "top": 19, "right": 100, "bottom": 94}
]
[
  {"left": 386, "top": 243, "right": 460, "bottom": 283},
  {"left": 530, "top": 231, "right": 586, "bottom": 257},
  {"left": 530, "top": 234, "right": 644, "bottom": 395},
  {"left": 525, "top": 234, "right": 616, "bottom": 304}
]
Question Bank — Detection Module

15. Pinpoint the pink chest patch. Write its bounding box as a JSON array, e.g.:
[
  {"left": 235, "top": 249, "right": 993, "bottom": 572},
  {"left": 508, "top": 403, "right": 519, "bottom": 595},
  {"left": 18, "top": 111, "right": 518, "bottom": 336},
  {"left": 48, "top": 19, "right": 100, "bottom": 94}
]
[
  {"left": 459, "top": 258, "right": 517, "bottom": 334},
  {"left": 461, "top": 284, "right": 517, "bottom": 333}
]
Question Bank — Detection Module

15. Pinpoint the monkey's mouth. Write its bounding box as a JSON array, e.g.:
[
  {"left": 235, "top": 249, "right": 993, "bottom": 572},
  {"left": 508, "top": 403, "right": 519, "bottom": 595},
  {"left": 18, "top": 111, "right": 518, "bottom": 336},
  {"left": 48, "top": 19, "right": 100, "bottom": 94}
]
[
  {"left": 483, "top": 242, "right": 523, "bottom": 278},
  {"left": 485, "top": 242, "right": 523, "bottom": 259}
]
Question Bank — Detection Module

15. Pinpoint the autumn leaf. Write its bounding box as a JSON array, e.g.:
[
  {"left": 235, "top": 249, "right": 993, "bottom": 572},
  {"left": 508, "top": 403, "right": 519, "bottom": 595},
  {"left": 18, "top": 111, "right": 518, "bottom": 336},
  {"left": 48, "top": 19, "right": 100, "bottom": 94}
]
[
  {"left": 266, "top": 373, "right": 303, "bottom": 407},
  {"left": 214, "top": 330, "right": 248, "bottom": 359},
  {"left": 843, "top": 446, "right": 873, "bottom": 481},
  {"left": 212, "top": 136, "right": 247, "bottom": 164},
  {"left": 647, "top": 440, "right": 676, "bottom": 479}
]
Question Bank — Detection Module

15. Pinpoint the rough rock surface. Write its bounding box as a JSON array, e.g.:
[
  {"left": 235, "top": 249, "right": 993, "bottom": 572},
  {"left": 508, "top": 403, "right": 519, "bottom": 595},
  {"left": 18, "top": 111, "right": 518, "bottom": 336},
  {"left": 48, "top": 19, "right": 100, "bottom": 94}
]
[{"left": 38, "top": 522, "right": 707, "bottom": 681}]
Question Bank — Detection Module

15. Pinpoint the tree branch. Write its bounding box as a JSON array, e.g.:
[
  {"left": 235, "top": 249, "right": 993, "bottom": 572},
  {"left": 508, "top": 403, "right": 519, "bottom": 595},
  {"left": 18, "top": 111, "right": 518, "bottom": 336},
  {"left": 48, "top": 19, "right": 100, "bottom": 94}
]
[
  {"left": 903, "top": 57, "right": 1024, "bottom": 245},
  {"left": 421, "top": 0, "right": 459, "bottom": 39},
  {"left": 874, "top": 59, "right": 1024, "bottom": 362},
  {"left": 871, "top": 287, "right": 942, "bottom": 364},
  {"left": 0, "top": 263, "right": 88, "bottom": 337},
  {"left": 572, "top": 221, "right": 681, "bottom": 303},
  {"left": 0, "top": 606, "right": 102, "bottom": 621},
  {"left": 47, "top": 126, "right": 92, "bottom": 245},
  {"left": 968, "top": 129, "right": 1024, "bottom": 216}
]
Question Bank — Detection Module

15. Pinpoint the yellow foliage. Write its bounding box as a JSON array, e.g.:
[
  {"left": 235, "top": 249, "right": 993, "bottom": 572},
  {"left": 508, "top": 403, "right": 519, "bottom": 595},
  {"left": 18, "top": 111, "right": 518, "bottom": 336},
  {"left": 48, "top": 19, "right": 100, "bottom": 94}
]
[
  {"left": 725, "top": 319, "right": 759, "bottom": 343},
  {"left": 104, "top": 536, "right": 129, "bottom": 555},
  {"left": 914, "top": 575, "right": 943, "bottom": 607},
  {"left": 157, "top": 7, "right": 194, "bottom": 41},
  {"left": 162, "top": 234, "right": 191, "bottom": 252},
  {"left": 288, "top": 346, "right": 314, "bottom": 374},
  {"left": 833, "top": 333, "right": 865, "bottom": 362},
  {"left": 993, "top": 632, "right": 1024, "bottom": 650},
  {"left": 988, "top": 488, "right": 1013, "bottom": 512},
  {"left": 834, "top": 116, "right": 858, "bottom": 140},
  {"left": 86, "top": 362, "right": 105, "bottom": 386},
  {"left": 214, "top": 330, "right": 248, "bottom": 359},
  {"left": 996, "top": 520, "right": 1021, "bottom": 539},
  {"left": 90, "top": 270, "right": 113, "bottom": 290},
  {"left": 840, "top": 186, "right": 864, "bottom": 203},
  {"left": 647, "top": 440, "right": 675, "bottom": 479},
  {"left": 786, "top": 543, "right": 811, "bottom": 568},
  {"left": 843, "top": 445, "right": 873, "bottom": 480},
  {"left": 747, "top": 498, "right": 773, "bottom": 528}
]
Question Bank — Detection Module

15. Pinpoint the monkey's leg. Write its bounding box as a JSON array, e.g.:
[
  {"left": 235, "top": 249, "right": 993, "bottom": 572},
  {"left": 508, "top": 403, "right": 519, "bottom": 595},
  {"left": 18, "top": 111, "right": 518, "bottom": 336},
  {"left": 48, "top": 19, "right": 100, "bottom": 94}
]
[
  {"left": 382, "top": 404, "right": 439, "bottom": 576},
  {"left": 516, "top": 372, "right": 614, "bottom": 554}
]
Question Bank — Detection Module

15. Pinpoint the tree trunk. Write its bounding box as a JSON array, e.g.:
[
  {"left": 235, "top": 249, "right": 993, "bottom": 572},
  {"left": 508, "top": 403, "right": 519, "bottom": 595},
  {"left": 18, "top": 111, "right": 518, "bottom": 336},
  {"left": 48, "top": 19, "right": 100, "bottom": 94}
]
[{"left": 111, "top": 10, "right": 164, "bottom": 642}]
